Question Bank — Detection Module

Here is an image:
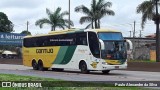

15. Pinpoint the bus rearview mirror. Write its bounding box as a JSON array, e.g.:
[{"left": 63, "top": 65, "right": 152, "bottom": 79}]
[
  {"left": 99, "top": 39, "right": 105, "bottom": 50},
  {"left": 126, "top": 39, "right": 133, "bottom": 50}
]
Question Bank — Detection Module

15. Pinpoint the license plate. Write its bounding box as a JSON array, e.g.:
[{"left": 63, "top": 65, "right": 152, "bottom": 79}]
[{"left": 115, "top": 66, "right": 119, "bottom": 69}]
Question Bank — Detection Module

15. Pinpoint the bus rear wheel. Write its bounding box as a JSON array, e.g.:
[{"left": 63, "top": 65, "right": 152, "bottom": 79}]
[
  {"left": 102, "top": 70, "right": 110, "bottom": 74},
  {"left": 80, "top": 61, "right": 89, "bottom": 74},
  {"left": 32, "top": 60, "right": 38, "bottom": 70},
  {"left": 38, "top": 60, "right": 48, "bottom": 71}
]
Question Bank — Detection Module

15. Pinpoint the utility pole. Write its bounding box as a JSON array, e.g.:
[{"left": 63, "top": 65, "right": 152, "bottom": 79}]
[
  {"left": 139, "top": 30, "right": 142, "bottom": 38},
  {"left": 133, "top": 21, "right": 136, "bottom": 38},
  {"left": 27, "top": 21, "right": 29, "bottom": 32},
  {"left": 133, "top": 21, "right": 136, "bottom": 60},
  {"left": 68, "top": 0, "right": 71, "bottom": 29},
  {"left": 129, "top": 31, "right": 132, "bottom": 37}
]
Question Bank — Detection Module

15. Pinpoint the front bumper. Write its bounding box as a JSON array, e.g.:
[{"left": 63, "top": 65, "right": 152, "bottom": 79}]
[{"left": 101, "top": 63, "right": 127, "bottom": 70}]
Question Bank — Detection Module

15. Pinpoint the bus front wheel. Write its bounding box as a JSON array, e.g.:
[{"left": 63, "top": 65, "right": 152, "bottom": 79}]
[
  {"left": 80, "top": 61, "right": 89, "bottom": 74},
  {"left": 32, "top": 60, "right": 38, "bottom": 70}
]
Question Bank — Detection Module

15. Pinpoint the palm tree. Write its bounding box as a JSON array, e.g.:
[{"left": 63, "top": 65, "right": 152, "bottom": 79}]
[
  {"left": 75, "top": 5, "right": 94, "bottom": 29},
  {"left": 35, "top": 7, "right": 74, "bottom": 31},
  {"left": 136, "top": 0, "right": 159, "bottom": 28},
  {"left": 75, "top": 0, "right": 115, "bottom": 29},
  {"left": 137, "top": 0, "right": 160, "bottom": 62},
  {"left": 96, "top": 0, "right": 115, "bottom": 28}
]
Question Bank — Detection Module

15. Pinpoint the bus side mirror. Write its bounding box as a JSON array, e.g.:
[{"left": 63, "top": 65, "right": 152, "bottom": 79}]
[
  {"left": 125, "top": 39, "right": 133, "bottom": 55},
  {"left": 99, "top": 39, "right": 105, "bottom": 50}
]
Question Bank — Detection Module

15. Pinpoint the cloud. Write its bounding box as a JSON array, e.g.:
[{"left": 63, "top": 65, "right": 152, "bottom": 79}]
[
  {"left": 0, "top": 0, "right": 156, "bottom": 37},
  {"left": 0, "top": 0, "right": 44, "bottom": 9}
]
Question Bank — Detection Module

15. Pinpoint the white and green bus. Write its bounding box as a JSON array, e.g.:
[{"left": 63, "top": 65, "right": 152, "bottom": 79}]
[{"left": 23, "top": 29, "right": 132, "bottom": 74}]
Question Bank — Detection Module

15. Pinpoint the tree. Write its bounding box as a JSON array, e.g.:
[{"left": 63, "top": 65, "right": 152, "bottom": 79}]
[
  {"left": 136, "top": 0, "right": 159, "bottom": 28},
  {"left": 0, "top": 12, "right": 14, "bottom": 32},
  {"left": 75, "top": 5, "right": 94, "bottom": 29},
  {"left": 95, "top": 0, "right": 115, "bottom": 28},
  {"left": 35, "top": 7, "right": 74, "bottom": 31},
  {"left": 136, "top": 0, "right": 160, "bottom": 62},
  {"left": 21, "top": 30, "right": 31, "bottom": 35},
  {"left": 75, "top": 0, "right": 115, "bottom": 29}
]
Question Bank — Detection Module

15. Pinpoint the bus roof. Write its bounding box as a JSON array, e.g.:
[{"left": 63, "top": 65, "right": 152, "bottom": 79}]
[
  {"left": 86, "top": 29, "right": 120, "bottom": 33},
  {"left": 24, "top": 29, "right": 121, "bottom": 38}
]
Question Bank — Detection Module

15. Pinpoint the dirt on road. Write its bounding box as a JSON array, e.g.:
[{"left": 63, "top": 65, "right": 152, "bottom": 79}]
[{"left": 0, "top": 58, "right": 160, "bottom": 72}]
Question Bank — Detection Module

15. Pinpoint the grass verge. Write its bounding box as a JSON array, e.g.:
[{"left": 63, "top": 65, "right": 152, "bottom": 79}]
[
  {"left": 0, "top": 74, "right": 155, "bottom": 90},
  {"left": 128, "top": 60, "right": 156, "bottom": 63}
]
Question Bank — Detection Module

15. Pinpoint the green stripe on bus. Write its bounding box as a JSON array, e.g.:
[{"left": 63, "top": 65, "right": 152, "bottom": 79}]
[
  {"left": 61, "top": 46, "right": 77, "bottom": 64},
  {"left": 53, "top": 46, "right": 68, "bottom": 64}
]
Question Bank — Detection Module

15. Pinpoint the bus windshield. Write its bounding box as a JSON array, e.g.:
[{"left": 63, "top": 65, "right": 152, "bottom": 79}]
[
  {"left": 98, "top": 32, "right": 127, "bottom": 60},
  {"left": 98, "top": 32, "right": 123, "bottom": 40},
  {"left": 101, "top": 41, "right": 127, "bottom": 60}
]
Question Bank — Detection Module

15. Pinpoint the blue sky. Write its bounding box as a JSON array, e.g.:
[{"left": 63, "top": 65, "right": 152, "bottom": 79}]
[{"left": 0, "top": 0, "right": 156, "bottom": 37}]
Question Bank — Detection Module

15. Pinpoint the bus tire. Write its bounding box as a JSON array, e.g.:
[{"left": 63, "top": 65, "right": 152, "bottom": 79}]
[
  {"left": 80, "top": 61, "right": 89, "bottom": 74},
  {"left": 38, "top": 60, "right": 48, "bottom": 71},
  {"left": 102, "top": 70, "right": 110, "bottom": 74},
  {"left": 32, "top": 60, "right": 38, "bottom": 70}
]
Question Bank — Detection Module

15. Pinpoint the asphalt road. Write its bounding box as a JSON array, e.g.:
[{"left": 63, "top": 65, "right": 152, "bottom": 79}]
[
  {"left": 1, "top": 58, "right": 160, "bottom": 72},
  {"left": 0, "top": 64, "right": 160, "bottom": 81}
]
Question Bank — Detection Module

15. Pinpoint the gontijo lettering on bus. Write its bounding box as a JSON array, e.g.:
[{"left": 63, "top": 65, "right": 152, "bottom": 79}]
[{"left": 36, "top": 49, "right": 53, "bottom": 53}]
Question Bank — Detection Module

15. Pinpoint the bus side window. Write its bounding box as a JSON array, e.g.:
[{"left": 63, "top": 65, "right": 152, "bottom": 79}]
[
  {"left": 23, "top": 38, "right": 28, "bottom": 47},
  {"left": 24, "top": 38, "right": 37, "bottom": 47},
  {"left": 76, "top": 32, "right": 87, "bottom": 45},
  {"left": 68, "top": 34, "right": 76, "bottom": 45},
  {"left": 42, "top": 39, "right": 48, "bottom": 46},
  {"left": 88, "top": 32, "right": 100, "bottom": 58},
  {"left": 30, "top": 38, "right": 37, "bottom": 47}
]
